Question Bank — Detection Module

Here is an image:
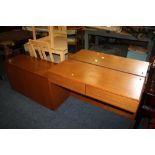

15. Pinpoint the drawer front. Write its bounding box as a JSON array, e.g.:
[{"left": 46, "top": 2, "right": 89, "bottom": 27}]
[
  {"left": 48, "top": 73, "right": 85, "bottom": 95},
  {"left": 86, "top": 85, "right": 139, "bottom": 113}
]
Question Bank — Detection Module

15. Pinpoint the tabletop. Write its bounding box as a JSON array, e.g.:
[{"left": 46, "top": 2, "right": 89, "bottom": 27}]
[
  {"left": 70, "top": 49, "right": 150, "bottom": 77},
  {"left": 5, "top": 55, "right": 56, "bottom": 77},
  {"left": 47, "top": 59, "right": 145, "bottom": 113}
]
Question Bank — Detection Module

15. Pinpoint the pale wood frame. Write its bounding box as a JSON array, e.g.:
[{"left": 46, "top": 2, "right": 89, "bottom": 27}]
[
  {"left": 28, "top": 39, "right": 54, "bottom": 62},
  {"left": 29, "top": 26, "right": 68, "bottom": 63}
]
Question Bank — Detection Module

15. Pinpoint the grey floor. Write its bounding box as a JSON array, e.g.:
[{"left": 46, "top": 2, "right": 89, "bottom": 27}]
[{"left": 0, "top": 79, "right": 133, "bottom": 129}]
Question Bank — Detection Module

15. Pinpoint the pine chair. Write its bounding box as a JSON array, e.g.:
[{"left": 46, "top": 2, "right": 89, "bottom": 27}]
[
  {"left": 28, "top": 39, "right": 54, "bottom": 62},
  {"left": 30, "top": 26, "right": 68, "bottom": 62}
]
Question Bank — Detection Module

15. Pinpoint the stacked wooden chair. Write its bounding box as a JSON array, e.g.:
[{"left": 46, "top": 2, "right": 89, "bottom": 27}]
[
  {"left": 28, "top": 39, "right": 54, "bottom": 62},
  {"left": 28, "top": 26, "right": 68, "bottom": 63}
]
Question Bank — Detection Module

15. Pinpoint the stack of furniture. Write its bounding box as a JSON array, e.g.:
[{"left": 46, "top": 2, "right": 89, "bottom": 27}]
[
  {"left": 28, "top": 39, "right": 54, "bottom": 62},
  {"left": 4, "top": 49, "right": 149, "bottom": 128},
  {"left": 27, "top": 26, "right": 68, "bottom": 63}
]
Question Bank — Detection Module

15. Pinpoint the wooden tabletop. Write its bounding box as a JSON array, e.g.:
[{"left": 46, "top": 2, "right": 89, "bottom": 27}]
[
  {"left": 5, "top": 55, "right": 56, "bottom": 77},
  {"left": 70, "top": 49, "right": 149, "bottom": 77},
  {"left": 47, "top": 59, "right": 145, "bottom": 113}
]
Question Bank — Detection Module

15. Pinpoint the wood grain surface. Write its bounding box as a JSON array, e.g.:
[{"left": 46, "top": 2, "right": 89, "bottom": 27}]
[
  {"left": 5, "top": 55, "right": 56, "bottom": 77},
  {"left": 70, "top": 49, "right": 149, "bottom": 77},
  {"left": 4, "top": 55, "right": 61, "bottom": 110},
  {"left": 5, "top": 52, "right": 148, "bottom": 118},
  {"left": 47, "top": 59, "right": 145, "bottom": 113}
]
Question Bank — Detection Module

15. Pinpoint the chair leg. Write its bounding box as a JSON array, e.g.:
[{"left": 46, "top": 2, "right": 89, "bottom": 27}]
[{"left": 60, "top": 53, "right": 65, "bottom": 62}]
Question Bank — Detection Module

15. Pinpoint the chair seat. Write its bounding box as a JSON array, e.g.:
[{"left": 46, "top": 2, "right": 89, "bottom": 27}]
[
  {"left": 37, "top": 36, "right": 68, "bottom": 51},
  {"left": 28, "top": 26, "right": 68, "bottom": 63}
]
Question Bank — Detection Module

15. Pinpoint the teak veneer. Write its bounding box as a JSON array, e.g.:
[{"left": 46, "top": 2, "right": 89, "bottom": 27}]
[
  {"left": 70, "top": 49, "right": 149, "bottom": 77},
  {"left": 5, "top": 49, "right": 149, "bottom": 122}
]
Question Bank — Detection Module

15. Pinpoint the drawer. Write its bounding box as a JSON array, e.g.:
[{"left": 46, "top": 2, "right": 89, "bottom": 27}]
[
  {"left": 48, "top": 73, "right": 85, "bottom": 95},
  {"left": 86, "top": 85, "right": 139, "bottom": 113}
]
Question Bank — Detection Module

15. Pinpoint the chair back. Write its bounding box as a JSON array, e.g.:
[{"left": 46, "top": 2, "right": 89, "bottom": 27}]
[{"left": 28, "top": 39, "right": 54, "bottom": 62}]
